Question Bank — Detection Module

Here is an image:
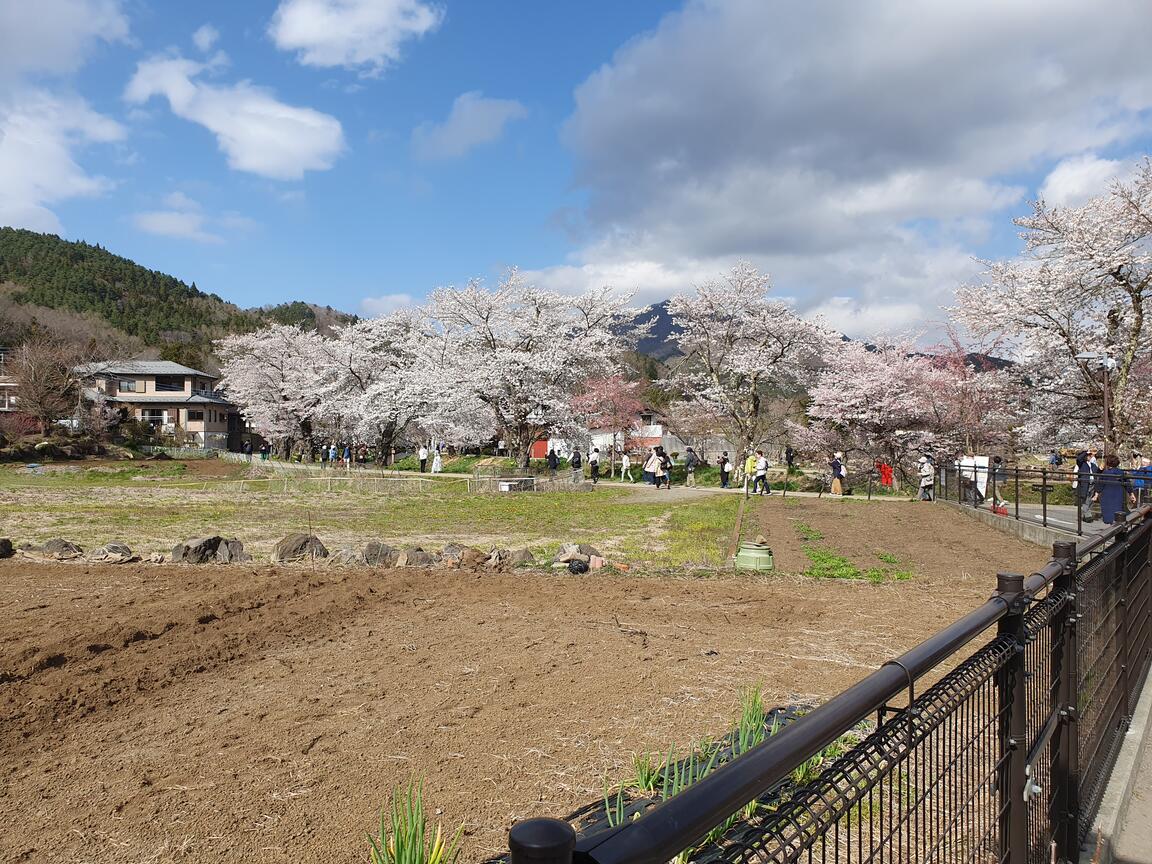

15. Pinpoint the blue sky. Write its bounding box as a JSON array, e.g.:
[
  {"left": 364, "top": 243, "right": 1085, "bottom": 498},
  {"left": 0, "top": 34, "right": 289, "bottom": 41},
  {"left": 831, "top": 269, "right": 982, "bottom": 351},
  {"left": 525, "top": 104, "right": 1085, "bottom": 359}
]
[{"left": 2, "top": 0, "right": 1151, "bottom": 335}]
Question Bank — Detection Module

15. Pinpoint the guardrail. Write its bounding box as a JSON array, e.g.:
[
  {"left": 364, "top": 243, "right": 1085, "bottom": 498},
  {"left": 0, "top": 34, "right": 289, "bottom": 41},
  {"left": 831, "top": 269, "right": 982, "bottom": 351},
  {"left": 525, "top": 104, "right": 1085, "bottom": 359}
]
[
  {"left": 509, "top": 506, "right": 1152, "bottom": 864},
  {"left": 938, "top": 463, "right": 1151, "bottom": 536}
]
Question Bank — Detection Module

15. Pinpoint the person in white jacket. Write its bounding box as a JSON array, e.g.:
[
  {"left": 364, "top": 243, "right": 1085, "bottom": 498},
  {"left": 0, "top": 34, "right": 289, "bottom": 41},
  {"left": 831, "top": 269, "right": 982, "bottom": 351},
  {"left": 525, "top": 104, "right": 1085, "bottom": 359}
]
[{"left": 918, "top": 456, "right": 934, "bottom": 501}]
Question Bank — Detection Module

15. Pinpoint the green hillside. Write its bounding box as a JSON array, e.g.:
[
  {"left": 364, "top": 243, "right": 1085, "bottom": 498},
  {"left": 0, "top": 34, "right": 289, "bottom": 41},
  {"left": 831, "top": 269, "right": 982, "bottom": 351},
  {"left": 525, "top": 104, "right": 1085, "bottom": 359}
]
[{"left": 0, "top": 228, "right": 353, "bottom": 355}]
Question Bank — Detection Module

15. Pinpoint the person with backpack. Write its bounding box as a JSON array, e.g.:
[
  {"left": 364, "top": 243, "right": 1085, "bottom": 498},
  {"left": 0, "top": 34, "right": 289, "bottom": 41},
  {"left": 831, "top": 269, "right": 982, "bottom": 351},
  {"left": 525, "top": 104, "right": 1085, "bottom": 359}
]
[
  {"left": 569, "top": 448, "right": 583, "bottom": 483},
  {"left": 683, "top": 447, "right": 700, "bottom": 487},
  {"left": 546, "top": 448, "right": 559, "bottom": 479},
  {"left": 589, "top": 447, "right": 601, "bottom": 485},
  {"left": 719, "top": 451, "right": 732, "bottom": 489}
]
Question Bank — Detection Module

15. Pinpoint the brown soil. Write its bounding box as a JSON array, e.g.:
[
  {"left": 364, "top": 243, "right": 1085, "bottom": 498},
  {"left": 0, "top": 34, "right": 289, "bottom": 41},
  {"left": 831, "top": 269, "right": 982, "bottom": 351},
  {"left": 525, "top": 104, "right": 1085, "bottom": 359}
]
[{"left": 1, "top": 502, "right": 1044, "bottom": 864}]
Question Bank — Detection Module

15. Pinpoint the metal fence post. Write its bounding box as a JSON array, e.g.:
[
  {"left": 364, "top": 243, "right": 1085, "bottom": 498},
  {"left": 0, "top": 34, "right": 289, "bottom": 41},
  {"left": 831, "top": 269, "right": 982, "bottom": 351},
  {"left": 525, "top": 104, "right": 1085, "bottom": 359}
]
[
  {"left": 1116, "top": 517, "right": 1131, "bottom": 717},
  {"left": 1051, "top": 540, "right": 1080, "bottom": 861},
  {"left": 1014, "top": 467, "right": 1020, "bottom": 521},
  {"left": 1042, "top": 468, "right": 1048, "bottom": 528},
  {"left": 996, "top": 571, "right": 1029, "bottom": 864},
  {"left": 509, "top": 818, "right": 575, "bottom": 864}
]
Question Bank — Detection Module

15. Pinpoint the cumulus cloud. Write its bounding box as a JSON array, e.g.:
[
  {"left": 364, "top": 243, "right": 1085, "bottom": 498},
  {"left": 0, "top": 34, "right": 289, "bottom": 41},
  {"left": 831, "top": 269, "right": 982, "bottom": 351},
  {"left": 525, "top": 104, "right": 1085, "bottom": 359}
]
[
  {"left": 1039, "top": 154, "right": 1124, "bottom": 207},
  {"left": 411, "top": 91, "right": 527, "bottom": 161},
  {"left": 549, "top": 0, "right": 1152, "bottom": 335},
  {"left": 0, "top": 90, "right": 125, "bottom": 232},
  {"left": 0, "top": 0, "right": 128, "bottom": 82},
  {"left": 133, "top": 191, "right": 257, "bottom": 243},
  {"left": 124, "top": 54, "right": 345, "bottom": 180},
  {"left": 192, "top": 24, "right": 220, "bottom": 53},
  {"left": 361, "top": 292, "right": 417, "bottom": 316},
  {"left": 269, "top": 0, "right": 441, "bottom": 74}
]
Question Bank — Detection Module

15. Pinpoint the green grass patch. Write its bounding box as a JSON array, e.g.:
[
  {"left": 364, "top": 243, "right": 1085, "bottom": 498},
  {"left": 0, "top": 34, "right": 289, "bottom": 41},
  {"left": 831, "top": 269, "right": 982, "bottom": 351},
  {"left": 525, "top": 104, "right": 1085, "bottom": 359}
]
[
  {"left": 803, "top": 546, "right": 913, "bottom": 583},
  {"left": 875, "top": 550, "right": 899, "bottom": 564},
  {"left": 794, "top": 522, "right": 824, "bottom": 542}
]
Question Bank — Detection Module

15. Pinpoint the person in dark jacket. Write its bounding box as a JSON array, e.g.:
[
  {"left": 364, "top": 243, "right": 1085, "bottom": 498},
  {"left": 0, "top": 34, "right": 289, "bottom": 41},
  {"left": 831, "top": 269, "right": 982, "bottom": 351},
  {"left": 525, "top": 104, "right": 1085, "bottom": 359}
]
[
  {"left": 1076, "top": 450, "right": 1099, "bottom": 522},
  {"left": 1095, "top": 454, "right": 1136, "bottom": 524},
  {"left": 569, "top": 449, "right": 583, "bottom": 483},
  {"left": 547, "top": 448, "right": 559, "bottom": 478},
  {"left": 683, "top": 447, "right": 700, "bottom": 487}
]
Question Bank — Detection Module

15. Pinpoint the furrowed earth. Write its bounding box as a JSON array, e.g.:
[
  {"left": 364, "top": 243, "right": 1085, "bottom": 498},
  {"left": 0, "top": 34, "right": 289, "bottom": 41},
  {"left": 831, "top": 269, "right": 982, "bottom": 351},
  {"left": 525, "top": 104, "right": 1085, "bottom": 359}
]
[{"left": 1, "top": 493, "right": 1044, "bottom": 864}]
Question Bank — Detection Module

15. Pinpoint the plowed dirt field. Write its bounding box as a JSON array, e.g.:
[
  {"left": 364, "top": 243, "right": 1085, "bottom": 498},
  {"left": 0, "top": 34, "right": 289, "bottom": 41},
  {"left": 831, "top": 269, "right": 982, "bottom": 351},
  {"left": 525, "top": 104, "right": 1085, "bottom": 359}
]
[{"left": 1, "top": 498, "right": 1044, "bottom": 863}]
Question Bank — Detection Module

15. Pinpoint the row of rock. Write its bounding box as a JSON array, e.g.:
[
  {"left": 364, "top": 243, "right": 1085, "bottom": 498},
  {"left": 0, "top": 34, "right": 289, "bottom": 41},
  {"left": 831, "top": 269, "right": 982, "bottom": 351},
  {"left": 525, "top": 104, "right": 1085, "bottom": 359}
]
[{"left": 0, "top": 533, "right": 545, "bottom": 571}]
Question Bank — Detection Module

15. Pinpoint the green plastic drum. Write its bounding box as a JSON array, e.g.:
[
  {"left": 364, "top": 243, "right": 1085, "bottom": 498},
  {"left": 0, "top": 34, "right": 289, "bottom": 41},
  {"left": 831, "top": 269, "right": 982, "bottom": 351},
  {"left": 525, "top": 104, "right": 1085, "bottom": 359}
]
[{"left": 734, "top": 542, "right": 774, "bottom": 571}]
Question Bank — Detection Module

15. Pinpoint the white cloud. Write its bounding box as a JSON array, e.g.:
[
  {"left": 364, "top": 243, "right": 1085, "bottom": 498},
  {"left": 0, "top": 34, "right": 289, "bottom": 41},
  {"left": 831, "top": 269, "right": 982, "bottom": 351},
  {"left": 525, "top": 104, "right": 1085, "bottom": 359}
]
[
  {"left": 1039, "top": 154, "right": 1124, "bottom": 207},
  {"left": 269, "top": 0, "right": 441, "bottom": 74},
  {"left": 553, "top": 0, "right": 1152, "bottom": 335},
  {"left": 0, "top": 0, "right": 128, "bottom": 81},
  {"left": 361, "top": 292, "right": 417, "bottom": 316},
  {"left": 411, "top": 91, "right": 527, "bottom": 161},
  {"left": 192, "top": 24, "right": 220, "bottom": 53},
  {"left": 124, "top": 54, "right": 345, "bottom": 180},
  {"left": 0, "top": 90, "right": 125, "bottom": 232},
  {"left": 133, "top": 192, "right": 257, "bottom": 244}
]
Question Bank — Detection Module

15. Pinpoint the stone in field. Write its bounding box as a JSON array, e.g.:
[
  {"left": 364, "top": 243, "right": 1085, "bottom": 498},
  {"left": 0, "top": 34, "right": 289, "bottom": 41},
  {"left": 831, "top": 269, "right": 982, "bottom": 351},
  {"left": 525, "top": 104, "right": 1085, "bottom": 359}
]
[
  {"left": 272, "top": 533, "right": 328, "bottom": 563},
  {"left": 363, "top": 541, "right": 397, "bottom": 567},
  {"left": 171, "top": 536, "right": 247, "bottom": 564},
  {"left": 510, "top": 549, "right": 535, "bottom": 566},
  {"left": 0, "top": 538, "right": 12, "bottom": 559},
  {"left": 20, "top": 538, "right": 84, "bottom": 560},
  {"left": 395, "top": 548, "right": 436, "bottom": 567},
  {"left": 88, "top": 542, "right": 137, "bottom": 564},
  {"left": 330, "top": 546, "right": 367, "bottom": 566}
]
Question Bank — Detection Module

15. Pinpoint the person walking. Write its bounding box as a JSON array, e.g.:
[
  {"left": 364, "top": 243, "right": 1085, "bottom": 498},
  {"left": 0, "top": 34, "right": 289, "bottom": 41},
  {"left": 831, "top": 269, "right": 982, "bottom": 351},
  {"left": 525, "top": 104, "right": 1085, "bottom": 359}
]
[
  {"left": 620, "top": 451, "right": 633, "bottom": 483},
  {"left": 589, "top": 448, "right": 601, "bottom": 484},
  {"left": 1095, "top": 454, "right": 1136, "bottom": 524},
  {"left": 431, "top": 448, "right": 443, "bottom": 474},
  {"left": 342, "top": 442, "right": 352, "bottom": 470},
  {"left": 418, "top": 444, "right": 429, "bottom": 473},
  {"left": 547, "top": 448, "right": 559, "bottom": 479},
  {"left": 719, "top": 451, "right": 732, "bottom": 489},
  {"left": 570, "top": 448, "right": 583, "bottom": 483},
  {"left": 1075, "top": 450, "right": 1099, "bottom": 522},
  {"left": 683, "top": 446, "right": 700, "bottom": 487},
  {"left": 328, "top": 442, "right": 338, "bottom": 466},
  {"left": 784, "top": 445, "right": 796, "bottom": 472},
  {"left": 643, "top": 448, "right": 660, "bottom": 485},
  {"left": 259, "top": 442, "right": 270, "bottom": 461},
  {"left": 989, "top": 455, "right": 1007, "bottom": 511},
  {"left": 917, "top": 455, "right": 934, "bottom": 501},
  {"left": 830, "top": 452, "right": 845, "bottom": 496},
  {"left": 743, "top": 450, "right": 757, "bottom": 496},
  {"left": 243, "top": 440, "right": 253, "bottom": 462},
  {"left": 753, "top": 449, "right": 770, "bottom": 495},
  {"left": 654, "top": 445, "right": 672, "bottom": 489}
]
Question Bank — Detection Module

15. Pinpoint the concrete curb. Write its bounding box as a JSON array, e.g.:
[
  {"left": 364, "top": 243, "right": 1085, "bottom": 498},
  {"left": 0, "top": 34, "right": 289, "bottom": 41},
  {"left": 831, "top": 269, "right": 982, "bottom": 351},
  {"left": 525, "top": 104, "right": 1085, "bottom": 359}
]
[
  {"left": 1080, "top": 665, "right": 1152, "bottom": 864},
  {"left": 938, "top": 498, "right": 1074, "bottom": 547}
]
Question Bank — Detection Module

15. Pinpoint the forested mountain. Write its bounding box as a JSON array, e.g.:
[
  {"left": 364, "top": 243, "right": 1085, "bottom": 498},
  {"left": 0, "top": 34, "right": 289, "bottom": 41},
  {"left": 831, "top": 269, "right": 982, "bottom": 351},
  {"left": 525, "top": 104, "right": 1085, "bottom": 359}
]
[{"left": 0, "top": 228, "right": 354, "bottom": 366}]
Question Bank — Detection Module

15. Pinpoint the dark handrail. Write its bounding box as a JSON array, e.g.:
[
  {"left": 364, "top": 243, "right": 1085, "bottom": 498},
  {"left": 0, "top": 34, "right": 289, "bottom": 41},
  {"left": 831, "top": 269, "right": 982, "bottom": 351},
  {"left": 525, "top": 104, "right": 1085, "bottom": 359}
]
[
  {"left": 567, "top": 556, "right": 1084, "bottom": 864},
  {"left": 511, "top": 507, "right": 1152, "bottom": 864}
]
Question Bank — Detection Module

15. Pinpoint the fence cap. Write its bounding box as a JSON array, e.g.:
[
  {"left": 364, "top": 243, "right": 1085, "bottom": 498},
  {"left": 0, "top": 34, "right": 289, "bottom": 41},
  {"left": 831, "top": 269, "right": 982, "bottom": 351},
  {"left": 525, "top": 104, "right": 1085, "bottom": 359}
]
[{"left": 509, "top": 818, "right": 576, "bottom": 861}]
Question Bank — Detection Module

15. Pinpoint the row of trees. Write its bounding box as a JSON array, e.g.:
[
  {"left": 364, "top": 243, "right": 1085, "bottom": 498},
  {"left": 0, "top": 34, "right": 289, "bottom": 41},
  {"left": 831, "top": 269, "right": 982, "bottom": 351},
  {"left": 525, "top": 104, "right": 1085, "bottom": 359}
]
[{"left": 217, "top": 159, "right": 1152, "bottom": 474}]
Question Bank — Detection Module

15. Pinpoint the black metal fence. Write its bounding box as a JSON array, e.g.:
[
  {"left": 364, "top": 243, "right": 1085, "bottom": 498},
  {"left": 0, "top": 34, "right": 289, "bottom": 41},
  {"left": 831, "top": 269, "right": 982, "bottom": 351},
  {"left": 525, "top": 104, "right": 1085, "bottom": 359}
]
[
  {"left": 936, "top": 463, "right": 1152, "bottom": 537},
  {"left": 509, "top": 507, "right": 1152, "bottom": 864}
]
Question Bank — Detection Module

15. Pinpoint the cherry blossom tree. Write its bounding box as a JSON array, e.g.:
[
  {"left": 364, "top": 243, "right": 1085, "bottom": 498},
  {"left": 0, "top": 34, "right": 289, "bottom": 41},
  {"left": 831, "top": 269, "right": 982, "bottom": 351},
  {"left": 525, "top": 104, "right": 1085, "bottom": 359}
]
[
  {"left": 424, "top": 270, "right": 642, "bottom": 466},
  {"left": 316, "top": 315, "right": 428, "bottom": 463},
  {"left": 801, "top": 338, "right": 1019, "bottom": 479},
  {"left": 571, "top": 374, "right": 645, "bottom": 476},
  {"left": 666, "top": 262, "right": 830, "bottom": 453},
  {"left": 216, "top": 324, "right": 327, "bottom": 457},
  {"left": 953, "top": 159, "right": 1152, "bottom": 451}
]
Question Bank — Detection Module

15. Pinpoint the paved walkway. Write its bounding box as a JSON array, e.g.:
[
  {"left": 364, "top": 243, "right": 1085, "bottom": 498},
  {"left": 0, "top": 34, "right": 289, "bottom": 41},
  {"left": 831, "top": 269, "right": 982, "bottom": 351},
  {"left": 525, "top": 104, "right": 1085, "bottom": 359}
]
[{"left": 1115, "top": 745, "right": 1152, "bottom": 863}]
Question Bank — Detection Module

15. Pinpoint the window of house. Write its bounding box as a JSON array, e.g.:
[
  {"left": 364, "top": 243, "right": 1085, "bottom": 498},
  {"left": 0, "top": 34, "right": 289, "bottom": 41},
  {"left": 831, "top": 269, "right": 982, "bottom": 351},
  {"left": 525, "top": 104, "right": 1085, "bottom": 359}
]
[
  {"left": 187, "top": 410, "right": 204, "bottom": 422},
  {"left": 119, "top": 379, "right": 137, "bottom": 392},
  {"left": 154, "top": 375, "right": 185, "bottom": 392}
]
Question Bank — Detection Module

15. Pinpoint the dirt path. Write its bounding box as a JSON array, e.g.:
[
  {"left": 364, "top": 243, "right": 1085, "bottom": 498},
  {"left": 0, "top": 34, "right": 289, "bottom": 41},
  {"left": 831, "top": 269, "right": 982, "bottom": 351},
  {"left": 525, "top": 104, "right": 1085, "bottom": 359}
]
[{"left": 0, "top": 503, "right": 1045, "bottom": 864}]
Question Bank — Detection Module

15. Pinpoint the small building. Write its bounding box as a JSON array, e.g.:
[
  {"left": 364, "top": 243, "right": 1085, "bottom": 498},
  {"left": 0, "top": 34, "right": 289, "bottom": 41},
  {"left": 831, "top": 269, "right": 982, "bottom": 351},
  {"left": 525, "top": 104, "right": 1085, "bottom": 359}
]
[
  {"left": 77, "top": 361, "right": 241, "bottom": 450},
  {"left": 0, "top": 347, "right": 15, "bottom": 412}
]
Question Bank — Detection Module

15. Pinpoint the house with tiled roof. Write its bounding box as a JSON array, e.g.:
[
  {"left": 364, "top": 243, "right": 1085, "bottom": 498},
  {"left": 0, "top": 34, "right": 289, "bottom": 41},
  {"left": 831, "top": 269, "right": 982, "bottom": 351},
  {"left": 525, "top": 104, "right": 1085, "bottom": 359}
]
[{"left": 77, "top": 360, "right": 242, "bottom": 450}]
